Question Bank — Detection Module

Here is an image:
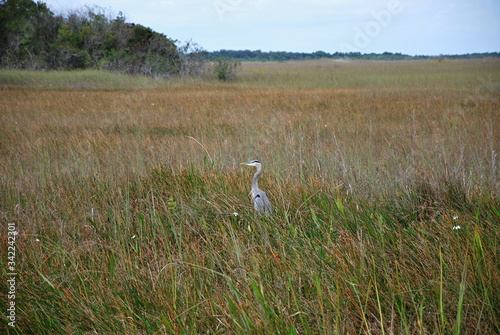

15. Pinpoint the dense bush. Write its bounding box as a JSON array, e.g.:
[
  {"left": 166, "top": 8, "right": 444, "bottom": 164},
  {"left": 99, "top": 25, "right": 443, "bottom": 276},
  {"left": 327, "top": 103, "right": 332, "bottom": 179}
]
[
  {"left": 213, "top": 57, "right": 240, "bottom": 81},
  {"left": 0, "top": 0, "right": 183, "bottom": 76}
]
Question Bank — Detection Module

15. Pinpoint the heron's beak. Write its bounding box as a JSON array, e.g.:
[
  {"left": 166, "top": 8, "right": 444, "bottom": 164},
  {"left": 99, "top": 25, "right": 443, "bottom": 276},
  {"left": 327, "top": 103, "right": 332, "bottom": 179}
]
[{"left": 240, "top": 162, "right": 250, "bottom": 165}]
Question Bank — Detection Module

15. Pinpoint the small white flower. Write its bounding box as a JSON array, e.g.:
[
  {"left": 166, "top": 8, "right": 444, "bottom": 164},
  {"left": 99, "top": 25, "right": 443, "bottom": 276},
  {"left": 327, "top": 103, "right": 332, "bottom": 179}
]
[
  {"left": 35, "top": 238, "right": 40, "bottom": 242},
  {"left": 131, "top": 235, "right": 137, "bottom": 239},
  {"left": 232, "top": 212, "right": 239, "bottom": 217},
  {"left": 453, "top": 215, "right": 458, "bottom": 220},
  {"left": 452, "top": 225, "right": 461, "bottom": 230}
]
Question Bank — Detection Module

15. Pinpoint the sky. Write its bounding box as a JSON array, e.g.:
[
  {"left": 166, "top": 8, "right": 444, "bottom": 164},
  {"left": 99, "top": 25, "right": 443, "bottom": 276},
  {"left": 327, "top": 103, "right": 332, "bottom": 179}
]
[{"left": 41, "top": 0, "right": 500, "bottom": 55}]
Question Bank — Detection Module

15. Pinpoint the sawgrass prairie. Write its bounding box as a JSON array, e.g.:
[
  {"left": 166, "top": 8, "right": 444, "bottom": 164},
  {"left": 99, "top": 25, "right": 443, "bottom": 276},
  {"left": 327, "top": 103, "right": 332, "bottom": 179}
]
[{"left": 1, "top": 59, "right": 499, "bottom": 333}]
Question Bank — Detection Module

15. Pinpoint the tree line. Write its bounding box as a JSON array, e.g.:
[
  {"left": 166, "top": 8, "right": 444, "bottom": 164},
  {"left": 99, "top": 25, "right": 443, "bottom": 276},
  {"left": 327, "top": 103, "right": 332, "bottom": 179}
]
[
  {"left": 208, "top": 49, "right": 500, "bottom": 62},
  {"left": 1, "top": 0, "right": 498, "bottom": 77},
  {"left": 0, "top": 0, "right": 208, "bottom": 76}
]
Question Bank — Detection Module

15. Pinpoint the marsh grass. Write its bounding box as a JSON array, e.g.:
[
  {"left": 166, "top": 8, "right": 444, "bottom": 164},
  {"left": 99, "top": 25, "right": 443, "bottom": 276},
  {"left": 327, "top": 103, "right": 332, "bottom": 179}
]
[{"left": 1, "top": 59, "right": 499, "bottom": 333}]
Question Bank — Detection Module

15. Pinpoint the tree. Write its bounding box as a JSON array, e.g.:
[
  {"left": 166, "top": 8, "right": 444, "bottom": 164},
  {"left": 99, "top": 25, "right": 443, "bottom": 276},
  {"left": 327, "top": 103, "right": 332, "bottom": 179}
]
[
  {"left": 0, "top": 0, "right": 57, "bottom": 68},
  {"left": 0, "top": 0, "right": 183, "bottom": 76},
  {"left": 176, "top": 39, "right": 208, "bottom": 77},
  {"left": 125, "top": 23, "right": 179, "bottom": 75}
]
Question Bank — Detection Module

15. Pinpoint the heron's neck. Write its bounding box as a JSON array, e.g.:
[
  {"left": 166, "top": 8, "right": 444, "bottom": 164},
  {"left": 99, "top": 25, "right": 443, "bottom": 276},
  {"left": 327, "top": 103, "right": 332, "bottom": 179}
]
[{"left": 252, "top": 165, "right": 262, "bottom": 193}]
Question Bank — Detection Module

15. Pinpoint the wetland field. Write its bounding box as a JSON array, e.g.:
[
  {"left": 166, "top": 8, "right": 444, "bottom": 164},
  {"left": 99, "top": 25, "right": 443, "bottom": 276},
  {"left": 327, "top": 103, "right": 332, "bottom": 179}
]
[{"left": 1, "top": 59, "right": 499, "bottom": 333}]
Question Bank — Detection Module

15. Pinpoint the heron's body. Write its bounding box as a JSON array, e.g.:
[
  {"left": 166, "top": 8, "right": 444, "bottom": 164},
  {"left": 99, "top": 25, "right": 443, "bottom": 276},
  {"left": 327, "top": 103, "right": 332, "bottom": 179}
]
[{"left": 241, "top": 160, "right": 273, "bottom": 215}]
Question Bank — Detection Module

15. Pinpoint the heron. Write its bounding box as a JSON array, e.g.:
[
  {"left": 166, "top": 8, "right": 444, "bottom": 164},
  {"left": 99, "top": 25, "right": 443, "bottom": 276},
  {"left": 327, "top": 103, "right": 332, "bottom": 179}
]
[{"left": 240, "top": 160, "right": 273, "bottom": 215}]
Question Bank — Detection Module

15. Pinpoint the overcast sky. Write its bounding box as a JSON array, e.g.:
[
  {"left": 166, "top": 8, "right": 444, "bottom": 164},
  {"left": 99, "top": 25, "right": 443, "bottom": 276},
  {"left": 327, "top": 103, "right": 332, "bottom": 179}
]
[{"left": 41, "top": 0, "right": 500, "bottom": 55}]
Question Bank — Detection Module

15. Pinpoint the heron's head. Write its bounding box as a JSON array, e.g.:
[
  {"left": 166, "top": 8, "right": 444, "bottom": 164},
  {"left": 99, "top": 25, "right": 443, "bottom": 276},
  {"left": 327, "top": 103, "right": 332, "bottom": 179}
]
[{"left": 241, "top": 160, "right": 261, "bottom": 167}]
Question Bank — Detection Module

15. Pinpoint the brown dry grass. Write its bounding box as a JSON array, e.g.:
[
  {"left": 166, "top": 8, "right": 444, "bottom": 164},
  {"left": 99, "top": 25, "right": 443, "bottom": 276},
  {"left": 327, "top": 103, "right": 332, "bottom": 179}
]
[{"left": 1, "top": 59, "right": 499, "bottom": 333}]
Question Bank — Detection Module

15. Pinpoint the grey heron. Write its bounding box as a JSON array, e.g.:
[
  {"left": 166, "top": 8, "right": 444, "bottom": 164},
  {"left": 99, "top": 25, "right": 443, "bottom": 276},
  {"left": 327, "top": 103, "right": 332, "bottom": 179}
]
[{"left": 241, "top": 160, "right": 273, "bottom": 215}]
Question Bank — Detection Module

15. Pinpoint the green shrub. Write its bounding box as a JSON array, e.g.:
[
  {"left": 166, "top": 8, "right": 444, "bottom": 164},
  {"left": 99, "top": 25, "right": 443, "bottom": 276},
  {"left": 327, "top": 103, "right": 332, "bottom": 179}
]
[{"left": 214, "top": 57, "right": 240, "bottom": 81}]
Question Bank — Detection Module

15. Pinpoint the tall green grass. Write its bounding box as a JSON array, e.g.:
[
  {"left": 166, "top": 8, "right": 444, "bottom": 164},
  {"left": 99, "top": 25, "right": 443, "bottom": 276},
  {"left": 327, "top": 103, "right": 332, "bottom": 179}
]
[
  {"left": 0, "top": 69, "right": 216, "bottom": 90},
  {"left": 1, "top": 59, "right": 499, "bottom": 333}
]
